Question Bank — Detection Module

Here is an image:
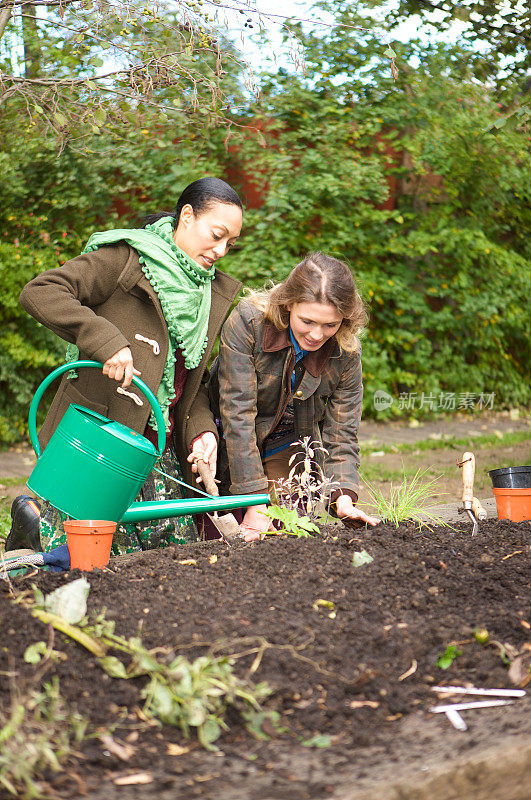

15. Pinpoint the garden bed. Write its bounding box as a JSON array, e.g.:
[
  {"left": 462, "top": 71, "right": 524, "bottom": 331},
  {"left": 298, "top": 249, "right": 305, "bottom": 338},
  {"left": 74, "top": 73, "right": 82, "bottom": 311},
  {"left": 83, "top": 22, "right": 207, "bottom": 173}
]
[{"left": 1, "top": 518, "right": 530, "bottom": 799}]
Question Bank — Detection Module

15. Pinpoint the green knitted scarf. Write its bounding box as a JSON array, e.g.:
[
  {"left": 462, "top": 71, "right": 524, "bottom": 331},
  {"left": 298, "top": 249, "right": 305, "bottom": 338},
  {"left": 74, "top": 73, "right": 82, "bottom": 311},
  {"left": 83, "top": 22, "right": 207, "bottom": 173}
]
[{"left": 66, "top": 216, "right": 215, "bottom": 431}]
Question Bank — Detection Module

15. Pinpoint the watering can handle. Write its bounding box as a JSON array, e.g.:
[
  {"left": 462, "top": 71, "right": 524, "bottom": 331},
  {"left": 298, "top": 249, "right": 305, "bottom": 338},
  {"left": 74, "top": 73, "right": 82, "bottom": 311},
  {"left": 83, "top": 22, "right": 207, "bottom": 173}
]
[{"left": 28, "top": 359, "right": 166, "bottom": 457}]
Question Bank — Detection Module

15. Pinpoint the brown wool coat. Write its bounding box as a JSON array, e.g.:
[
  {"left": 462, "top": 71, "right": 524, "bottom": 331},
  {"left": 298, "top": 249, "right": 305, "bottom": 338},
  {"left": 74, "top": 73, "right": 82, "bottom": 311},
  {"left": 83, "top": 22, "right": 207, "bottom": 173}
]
[
  {"left": 209, "top": 299, "right": 363, "bottom": 500},
  {"left": 20, "top": 242, "right": 241, "bottom": 489}
]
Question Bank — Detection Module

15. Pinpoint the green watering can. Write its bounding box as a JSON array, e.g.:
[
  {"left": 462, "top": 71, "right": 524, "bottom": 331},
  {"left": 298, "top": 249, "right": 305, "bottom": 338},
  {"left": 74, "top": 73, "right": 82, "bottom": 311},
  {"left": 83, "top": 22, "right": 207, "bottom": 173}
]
[{"left": 27, "top": 360, "right": 269, "bottom": 523}]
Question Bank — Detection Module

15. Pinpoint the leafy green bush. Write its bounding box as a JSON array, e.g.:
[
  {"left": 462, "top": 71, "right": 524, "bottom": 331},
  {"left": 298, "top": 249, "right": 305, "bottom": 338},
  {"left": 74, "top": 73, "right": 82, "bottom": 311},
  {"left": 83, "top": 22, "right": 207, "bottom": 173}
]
[
  {"left": 0, "top": 241, "right": 65, "bottom": 443},
  {"left": 226, "top": 15, "right": 530, "bottom": 419},
  {"left": 0, "top": 123, "right": 236, "bottom": 443},
  {"left": 1, "top": 1, "right": 529, "bottom": 444}
]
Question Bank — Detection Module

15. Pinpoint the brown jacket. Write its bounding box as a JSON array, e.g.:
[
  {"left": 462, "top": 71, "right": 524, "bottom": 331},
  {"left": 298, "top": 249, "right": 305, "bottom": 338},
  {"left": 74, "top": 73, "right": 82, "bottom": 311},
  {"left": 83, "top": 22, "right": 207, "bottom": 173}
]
[
  {"left": 209, "top": 300, "right": 363, "bottom": 499},
  {"left": 20, "top": 242, "right": 241, "bottom": 488}
]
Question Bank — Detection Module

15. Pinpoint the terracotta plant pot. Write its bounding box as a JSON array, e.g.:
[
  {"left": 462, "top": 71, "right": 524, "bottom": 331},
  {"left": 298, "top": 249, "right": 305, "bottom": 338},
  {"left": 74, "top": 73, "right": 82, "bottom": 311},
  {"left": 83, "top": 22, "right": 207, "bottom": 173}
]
[
  {"left": 491, "top": 488, "right": 531, "bottom": 523},
  {"left": 64, "top": 520, "right": 116, "bottom": 571}
]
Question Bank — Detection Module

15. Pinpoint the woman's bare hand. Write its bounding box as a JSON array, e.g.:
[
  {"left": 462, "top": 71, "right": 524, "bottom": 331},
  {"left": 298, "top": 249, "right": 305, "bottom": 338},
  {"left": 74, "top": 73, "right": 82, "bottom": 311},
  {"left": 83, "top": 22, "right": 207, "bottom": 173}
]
[
  {"left": 103, "top": 347, "right": 141, "bottom": 388},
  {"left": 188, "top": 431, "right": 217, "bottom": 482},
  {"left": 240, "top": 505, "right": 272, "bottom": 542},
  {"left": 335, "top": 494, "right": 380, "bottom": 527}
]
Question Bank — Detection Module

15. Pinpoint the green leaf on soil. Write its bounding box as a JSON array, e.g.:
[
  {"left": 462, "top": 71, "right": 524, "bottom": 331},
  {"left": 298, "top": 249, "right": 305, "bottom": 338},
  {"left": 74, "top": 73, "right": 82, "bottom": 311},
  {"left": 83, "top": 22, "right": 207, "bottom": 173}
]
[
  {"left": 24, "top": 641, "right": 47, "bottom": 664},
  {"left": 301, "top": 734, "right": 332, "bottom": 748},
  {"left": 352, "top": 550, "right": 374, "bottom": 568},
  {"left": 44, "top": 577, "right": 89, "bottom": 624},
  {"left": 32, "top": 585, "right": 44, "bottom": 608},
  {"left": 98, "top": 656, "right": 128, "bottom": 679},
  {"left": 242, "top": 710, "right": 286, "bottom": 741},
  {"left": 199, "top": 717, "right": 221, "bottom": 746}
]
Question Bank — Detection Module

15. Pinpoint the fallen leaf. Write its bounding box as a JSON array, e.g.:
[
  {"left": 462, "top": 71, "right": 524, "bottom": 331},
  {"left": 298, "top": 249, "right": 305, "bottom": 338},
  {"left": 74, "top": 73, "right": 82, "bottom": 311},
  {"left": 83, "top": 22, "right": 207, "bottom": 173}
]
[
  {"left": 398, "top": 659, "right": 418, "bottom": 681},
  {"left": 114, "top": 772, "right": 153, "bottom": 785},
  {"left": 209, "top": 554, "right": 218, "bottom": 564},
  {"left": 294, "top": 698, "right": 313, "bottom": 709},
  {"left": 178, "top": 559, "right": 197, "bottom": 566},
  {"left": 386, "top": 713, "right": 402, "bottom": 721},
  {"left": 507, "top": 656, "right": 529, "bottom": 686},
  {"left": 167, "top": 743, "right": 191, "bottom": 756},
  {"left": 301, "top": 734, "right": 332, "bottom": 748},
  {"left": 352, "top": 550, "right": 374, "bottom": 568},
  {"left": 520, "top": 620, "right": 530, "bottom": 630},
  {"left": 313, "top": 599, "right": 334, "bottom": 611},
  {"left": 349, "top": 700, "right": 379, "bottom": 709},
  {"left": 99, "top": 733, "right": 135, "bottom": 762}
]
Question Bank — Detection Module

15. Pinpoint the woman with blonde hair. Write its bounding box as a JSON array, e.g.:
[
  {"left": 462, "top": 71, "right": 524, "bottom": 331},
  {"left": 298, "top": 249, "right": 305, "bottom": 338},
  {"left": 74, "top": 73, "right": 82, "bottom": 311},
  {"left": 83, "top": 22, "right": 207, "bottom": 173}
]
[{"left": 210, "top": 251, "right": 380, "bottom": 541}]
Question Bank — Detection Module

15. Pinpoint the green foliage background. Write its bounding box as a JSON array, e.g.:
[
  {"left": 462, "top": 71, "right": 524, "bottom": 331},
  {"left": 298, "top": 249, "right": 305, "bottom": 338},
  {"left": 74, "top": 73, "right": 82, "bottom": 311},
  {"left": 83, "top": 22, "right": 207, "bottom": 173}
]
[{"left": 0, "top": 0, "right": 529, "bottom": 443}]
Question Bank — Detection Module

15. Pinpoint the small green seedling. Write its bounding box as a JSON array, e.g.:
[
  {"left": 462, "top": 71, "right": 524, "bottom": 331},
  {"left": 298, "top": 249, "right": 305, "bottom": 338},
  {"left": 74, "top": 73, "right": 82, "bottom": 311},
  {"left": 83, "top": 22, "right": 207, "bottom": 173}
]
[
  {"left": 264, "top": 505, "right": 320, "bottom": 537},
  {"left": 436, "top": 644, "right": 462, "bottom": 669},
  {"left": 269, "top": 437, "right": 340, "bottom": 522},
  {"left": 474, "top": 627, "right": 489, "bottom": 644}
]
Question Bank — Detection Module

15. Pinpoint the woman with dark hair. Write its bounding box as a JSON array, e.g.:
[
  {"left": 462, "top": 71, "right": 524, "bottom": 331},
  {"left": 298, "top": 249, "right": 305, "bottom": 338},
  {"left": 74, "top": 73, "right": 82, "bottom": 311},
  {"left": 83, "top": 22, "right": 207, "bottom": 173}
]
[
  {"left": 210, "top": 252, "right": 380, "bottom": 541},
  {"left": 8, "top": 177, "right": 243, "bottom": 554}
]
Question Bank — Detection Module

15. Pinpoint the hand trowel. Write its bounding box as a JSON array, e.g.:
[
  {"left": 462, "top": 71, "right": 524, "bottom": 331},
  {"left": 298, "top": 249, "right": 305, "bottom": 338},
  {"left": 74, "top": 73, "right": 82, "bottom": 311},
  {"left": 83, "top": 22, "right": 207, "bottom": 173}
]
[{"left": 195, "top": 459, "right": 242, "bottom": 541}]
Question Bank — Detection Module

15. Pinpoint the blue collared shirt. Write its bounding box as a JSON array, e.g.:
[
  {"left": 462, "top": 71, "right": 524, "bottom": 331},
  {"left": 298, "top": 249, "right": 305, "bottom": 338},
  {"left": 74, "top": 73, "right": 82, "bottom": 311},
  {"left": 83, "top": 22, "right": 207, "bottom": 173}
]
[
  {"left": 289, "top": 327, "right": 307, "bottom": 391},
  {"left": 262, "top": 328, "right": 308, "bottom": 458}
]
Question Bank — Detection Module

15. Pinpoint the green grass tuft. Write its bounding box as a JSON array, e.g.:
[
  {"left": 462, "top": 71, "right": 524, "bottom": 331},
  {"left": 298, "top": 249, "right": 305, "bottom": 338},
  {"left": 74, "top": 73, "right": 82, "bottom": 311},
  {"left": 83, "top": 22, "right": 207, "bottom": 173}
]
[{"left": 359, "top": 466, "right": 453, "bottom": 530}]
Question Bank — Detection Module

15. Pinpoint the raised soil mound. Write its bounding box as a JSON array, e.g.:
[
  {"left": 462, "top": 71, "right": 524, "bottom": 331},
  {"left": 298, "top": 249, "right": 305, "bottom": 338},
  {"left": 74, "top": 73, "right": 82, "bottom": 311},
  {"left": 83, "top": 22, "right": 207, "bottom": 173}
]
[{"left": 1, "top": 519, "right": 529, "bottom": 799}]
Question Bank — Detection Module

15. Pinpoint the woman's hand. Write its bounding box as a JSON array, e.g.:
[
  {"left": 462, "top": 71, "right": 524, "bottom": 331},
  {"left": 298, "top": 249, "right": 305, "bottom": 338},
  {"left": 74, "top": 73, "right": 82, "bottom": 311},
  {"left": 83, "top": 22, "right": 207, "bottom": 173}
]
[
  {"left": 240, "top": 505, "right": 272, "bottom": 542},
  {"left": 103, "top": 347, "right": 141, "bottom": 388},
  {"left": 188, "top": 432, "right": 217, "bottom": 483},
  {"left": 335, "top": 494, "right": 380, "bottom": 527}
]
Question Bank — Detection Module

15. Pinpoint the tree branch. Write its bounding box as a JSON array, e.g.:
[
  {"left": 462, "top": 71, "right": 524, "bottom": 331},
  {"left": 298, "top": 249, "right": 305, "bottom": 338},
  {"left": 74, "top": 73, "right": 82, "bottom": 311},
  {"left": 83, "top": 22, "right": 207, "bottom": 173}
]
[
  {"left": 0, "top": 4, "right": 13, "bottom": 42},
  {"left": 0, "top": 1, "right": 77, "bottom": 7}
]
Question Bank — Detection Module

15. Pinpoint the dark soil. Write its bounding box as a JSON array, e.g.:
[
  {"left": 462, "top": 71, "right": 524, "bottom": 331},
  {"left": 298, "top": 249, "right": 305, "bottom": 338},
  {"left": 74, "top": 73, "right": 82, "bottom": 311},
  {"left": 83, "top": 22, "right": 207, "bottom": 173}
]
[{"left": 1, "top": 519, "right": 530, "bottom": 799}]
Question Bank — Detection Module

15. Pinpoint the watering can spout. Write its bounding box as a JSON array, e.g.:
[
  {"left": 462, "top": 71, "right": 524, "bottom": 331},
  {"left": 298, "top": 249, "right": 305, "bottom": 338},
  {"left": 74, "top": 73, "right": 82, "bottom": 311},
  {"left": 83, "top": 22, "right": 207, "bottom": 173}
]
[{"left": 121, "top": 494, "right": 270, "bottom": 524}]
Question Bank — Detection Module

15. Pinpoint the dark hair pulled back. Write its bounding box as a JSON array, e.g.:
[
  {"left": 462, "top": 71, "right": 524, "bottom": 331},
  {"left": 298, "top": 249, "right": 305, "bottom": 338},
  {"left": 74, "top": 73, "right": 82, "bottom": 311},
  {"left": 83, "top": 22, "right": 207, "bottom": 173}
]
[{"left": 144, "top": 177, "right": 242, "bottom": 227}]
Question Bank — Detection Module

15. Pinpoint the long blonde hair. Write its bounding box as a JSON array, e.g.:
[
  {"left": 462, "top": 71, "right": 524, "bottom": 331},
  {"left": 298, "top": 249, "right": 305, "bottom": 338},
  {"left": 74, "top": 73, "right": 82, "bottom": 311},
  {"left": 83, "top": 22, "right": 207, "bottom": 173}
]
[{"left": 246, "top": 252, "right": 368, "bottom": 352}]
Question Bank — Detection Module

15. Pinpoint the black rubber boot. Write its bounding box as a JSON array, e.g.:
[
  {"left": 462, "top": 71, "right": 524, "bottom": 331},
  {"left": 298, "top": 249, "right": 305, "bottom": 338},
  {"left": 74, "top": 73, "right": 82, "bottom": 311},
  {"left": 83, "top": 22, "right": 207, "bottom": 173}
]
[{"left": 4, "top": 495, "right": 42, "bottom": 552}]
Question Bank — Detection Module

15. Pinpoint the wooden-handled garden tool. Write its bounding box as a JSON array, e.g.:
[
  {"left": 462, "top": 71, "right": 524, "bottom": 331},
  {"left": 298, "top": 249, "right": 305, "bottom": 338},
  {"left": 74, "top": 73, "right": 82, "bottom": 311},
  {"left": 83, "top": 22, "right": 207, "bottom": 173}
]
[
  {"left": 457, "top": 452, "right": 486, "bottom": 534},
  {"left": 195, "top": 459, "right": 241, "bottom": 542}
]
